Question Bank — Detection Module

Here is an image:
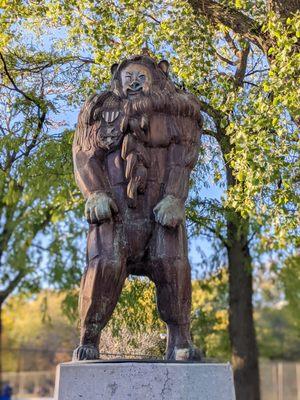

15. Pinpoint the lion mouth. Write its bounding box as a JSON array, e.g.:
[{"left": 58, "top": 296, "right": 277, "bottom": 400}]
[{"left": 127, "top": 87, "right": 143, "bottom": 97}]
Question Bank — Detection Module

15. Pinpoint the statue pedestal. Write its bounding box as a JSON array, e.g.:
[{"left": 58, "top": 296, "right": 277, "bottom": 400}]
[{"left": 54, "top": 360, "right": 236, "bottom": 400}]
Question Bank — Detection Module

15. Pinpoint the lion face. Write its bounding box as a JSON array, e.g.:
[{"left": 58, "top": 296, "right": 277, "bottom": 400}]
[{"left": 120, "top": 63, "right": 152, "bottom": 99}]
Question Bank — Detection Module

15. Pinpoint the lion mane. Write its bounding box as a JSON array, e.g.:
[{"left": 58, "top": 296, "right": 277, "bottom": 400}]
[{"left": 111, "top": 54, "right": 202, "bottom": 122}]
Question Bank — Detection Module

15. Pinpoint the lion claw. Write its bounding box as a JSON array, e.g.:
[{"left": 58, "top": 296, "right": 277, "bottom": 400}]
[
  {"left": 72, "top": 345, "right": 99, "bottom": 361},
  {"left": 166, "top": 345, "right": 203, "bottom": 361}
]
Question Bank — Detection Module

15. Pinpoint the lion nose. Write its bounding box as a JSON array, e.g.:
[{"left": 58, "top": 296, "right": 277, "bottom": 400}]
[{"left": 130, "top": 81, "right": 141, "bottom": 91}]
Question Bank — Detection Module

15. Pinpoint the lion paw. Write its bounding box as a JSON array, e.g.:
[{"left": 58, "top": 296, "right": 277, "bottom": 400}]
[
  {"left": 85, "top": 192, "right": 118, "bottom": 224},
  {"left": 72, "top": 345, "right": 99, "bottom": 361},
  {"left": 153, "top": 195, "right": 185, "bottom": 229}
]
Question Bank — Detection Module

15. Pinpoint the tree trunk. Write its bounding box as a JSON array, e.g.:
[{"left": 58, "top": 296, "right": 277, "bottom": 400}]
[
  {"left": 188, "top": 0, "right": 300, "bottom": 55},
  {"left": 267, "top": 0, "right": 300, "bottom": 20},
  {"left": 226, "top": 167, "right": 260, "bottom": 400},
  {"left": 227, "top": 219, "right": 260, "bottom": 400}
]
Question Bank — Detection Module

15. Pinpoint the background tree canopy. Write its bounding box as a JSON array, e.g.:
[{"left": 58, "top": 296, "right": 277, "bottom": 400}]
[
  {"left": 0, "top": 1, "right": 299, "bottom": 399},
  {"left": 0, "top": 0, "right": 297, "bottom": 295}
]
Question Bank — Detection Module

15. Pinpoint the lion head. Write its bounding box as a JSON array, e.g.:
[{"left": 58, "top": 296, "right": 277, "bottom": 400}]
[
  {"left": 110, "top": 55, "right": 202, "bottom": 123},
  {"left": 110, "top": 55, "right": 170, "bottom": 99}
]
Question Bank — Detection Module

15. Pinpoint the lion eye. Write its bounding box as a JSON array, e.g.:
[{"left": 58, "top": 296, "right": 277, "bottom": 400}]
[{"left": 139, "top": 74, "right": 146, "bottom": 82}]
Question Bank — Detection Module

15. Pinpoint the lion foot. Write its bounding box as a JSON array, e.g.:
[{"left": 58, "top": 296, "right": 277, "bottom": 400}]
[
  {"left": 72, "top": 345, "right": 99, "bottom": 361},
  {"left": 167, "top": 346, "right": 203, "bottom": 361}
]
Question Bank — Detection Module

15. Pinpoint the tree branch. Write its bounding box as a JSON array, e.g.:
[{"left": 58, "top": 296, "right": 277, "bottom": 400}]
[
  {"left": 234, "top": 42, "right": 250, "bottom": 87},
  {"left": 215, "top": 49, "right": 238, "bottom": 66},
  {"left": 267, "top": 0, "right": 300, "bottom": 20},
  {"left": 245, "top": 68, "right": 270, "bottom": 77},
  {"left": 190, "top": 215, "right": 228, "bottom": 247},
  {"left": 143, "top": 12, "right": 161, "bottom": 24},
  {"left": 9, "top": 53, "right": 95, "bottom": 74},
  {"left": 188, "top": 0, "right": 271, "bottom": 52},
  {"left": 203, "top": 129, "right": 221, "bottom": 140},
  {"left": 0, "top": 52, "right": 48, "bottom": 160},
  {"left": 197, "top": 99, "right": 223, "bottom": 123},
  {"left": 0, "top": 52, "right": 37, "bottom": 104},
  {"left": 224, "top": 32, "right": 240, "bottom": 56},
  {"left": 0, "top": 271, "right": 26, "bottom": 304}
]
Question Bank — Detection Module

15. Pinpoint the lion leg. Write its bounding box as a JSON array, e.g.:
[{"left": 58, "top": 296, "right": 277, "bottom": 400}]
[
  {"left": 149, "top": 225, "right": 202, "bottom": 361},
  {"left": 73, "top": 222, "right": 127, "bottom": 361}
]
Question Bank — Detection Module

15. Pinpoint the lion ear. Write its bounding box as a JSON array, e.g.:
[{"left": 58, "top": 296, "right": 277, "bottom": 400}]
[
  {"left": 158, "top": 60, "right": 169, "bottom": 76},
  {"left": 111, "top": 63, "right": 119, "bottom": 76}
]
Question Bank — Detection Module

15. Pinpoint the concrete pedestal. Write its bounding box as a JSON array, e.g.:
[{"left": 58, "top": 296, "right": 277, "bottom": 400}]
[{"left": 54, "top": 360, "right": 236, "bottom": 400}]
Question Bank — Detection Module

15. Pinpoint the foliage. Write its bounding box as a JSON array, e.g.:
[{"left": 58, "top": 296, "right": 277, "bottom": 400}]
[
  {"left": 5, "top": 268, "right": 300, "bottom": 369},
  {"left": 2, "top": 291, "right": 78, "bottom": 371},
  {"left": 278, "top": 254, "right": 300, "bottom": 329},
  {"left": 191, "top": 269, "right": 230, "bottom": 360},
  {"left": 2, "top": 273, "right": 231, "bottom": 371},
  {"left": 0, "top": 0, "right": 297, "bottom": 288},
  {"left": 256, "top": 304, "right": 300, "bottom": 361},
  {"left": 111, "top": 278, "right": 163, "bottom": 336},
  {"left": 3, "top": 262, "right": 300, "bottom": 372},
  {"left": 253, "top": 259, "right": 300, "bottom": 361},
  {"left": 0, "top": 7, "right": 89, "bottom": 303},
  {"left": 2, "top": 288, "right": 164, "bottom": 371}
]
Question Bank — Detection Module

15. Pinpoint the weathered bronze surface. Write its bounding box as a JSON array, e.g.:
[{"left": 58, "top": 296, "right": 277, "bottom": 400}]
[{"left": 72, "top": 55, "right": 203, "bottom": 362}]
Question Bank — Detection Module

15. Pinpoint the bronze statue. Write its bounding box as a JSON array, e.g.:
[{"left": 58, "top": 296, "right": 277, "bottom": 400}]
[{"left": 72, "top": 54, "right": 203, "bottom": 361}]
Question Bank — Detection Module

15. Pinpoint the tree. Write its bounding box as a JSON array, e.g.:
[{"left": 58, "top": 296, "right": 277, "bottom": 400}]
[
  {"left": 181, "top": 4, "right": 299, "bottom": 397},
  {"left": 0, "top": 2, "right": 298, "bottom": 399},
  {"left": 278, "top": 254, "right": 300, "bottom": 329},
  {"left": 254, "top": 261, "right": 300, "bottom": 361},
  {"left": 188, "top": 0, "right": 300, "bottom": 128},
  {"left": 191, "top": 269, "right": 230, "bottom": 360},
  {"left": 188, "top": 0, "right": 300, "bottom": 52},
  {"left": 0, "top": 9, "right": 92, "bottom": 384}
]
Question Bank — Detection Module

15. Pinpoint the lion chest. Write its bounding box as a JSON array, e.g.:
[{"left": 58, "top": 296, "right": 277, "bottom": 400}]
[
  {"left": 105, "top": 113, "right": 186, "bottom": 208},
  {"left": 105, "top": 144, "right": 169, "bottom": 188},
  {"left": 147, "top": 113, "right": 171, "bottom": 148}
]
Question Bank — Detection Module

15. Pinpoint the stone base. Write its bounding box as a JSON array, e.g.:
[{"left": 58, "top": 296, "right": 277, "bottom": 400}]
[{"left": 54, "top": 360, "right": 236, "bottom": 400}]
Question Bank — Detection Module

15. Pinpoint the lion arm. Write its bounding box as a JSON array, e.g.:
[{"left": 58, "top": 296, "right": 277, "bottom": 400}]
[
  {"left": 73, "top": 147, "right": 119, "bottom": 224},
  {"left": 164, "top": 140, "right": 200, "bottom": 201},
  {"left": 73, "top": 104, "right": 119, "bottom": 224},
  {"left": 72, "top": 94, "right": 113, "bottom": 199},
  {"left": 73, "top": 92, "right": 124, "bottom": 224},
  {"left": 73, "top": 147, "right": 111, "bottom": 199},
  {"left": 73, "top": 130, "right": 111, "bottom": 199},
  {"left": 153, "top": 138, "right": 200, "bottom": 228}
]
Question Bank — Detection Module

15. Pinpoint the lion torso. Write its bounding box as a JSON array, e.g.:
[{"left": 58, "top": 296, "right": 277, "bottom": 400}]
[{"left": 104, "top": 112, "right": 200, "bottom": 219}]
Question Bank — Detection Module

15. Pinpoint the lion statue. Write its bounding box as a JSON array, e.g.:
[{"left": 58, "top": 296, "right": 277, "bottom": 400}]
[{"left": 72, "top": 54, "right": 203, "bottom": 361}]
